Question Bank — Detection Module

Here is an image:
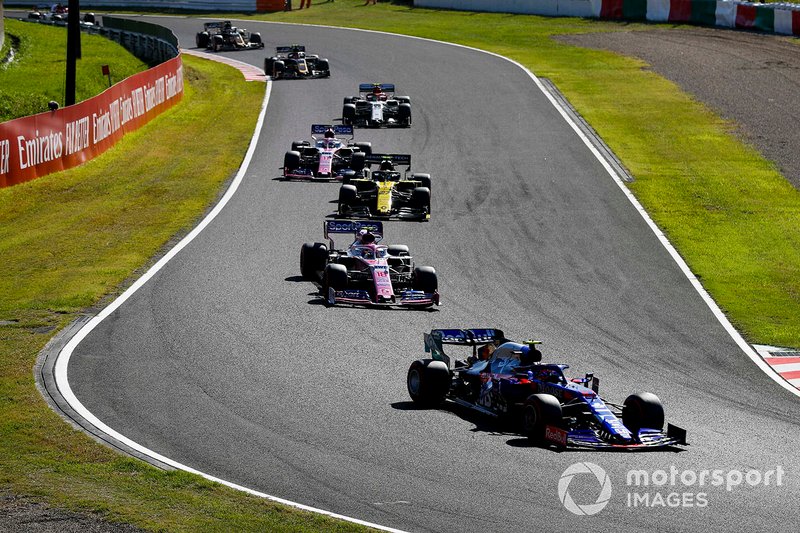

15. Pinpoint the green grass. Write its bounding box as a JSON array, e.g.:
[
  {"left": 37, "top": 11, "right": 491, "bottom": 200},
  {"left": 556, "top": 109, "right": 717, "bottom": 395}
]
[
  {"left": 2, "top": 1, "right": 800, "bottom": 531},
  {"left": 0, "top": 19, "right": 148, "bottom": 121}
]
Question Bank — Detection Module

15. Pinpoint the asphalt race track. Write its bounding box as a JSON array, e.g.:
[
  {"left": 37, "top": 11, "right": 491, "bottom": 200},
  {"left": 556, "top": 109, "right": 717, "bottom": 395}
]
[{"left": 66, "top": 16, "right": 800, "bottom": 532}]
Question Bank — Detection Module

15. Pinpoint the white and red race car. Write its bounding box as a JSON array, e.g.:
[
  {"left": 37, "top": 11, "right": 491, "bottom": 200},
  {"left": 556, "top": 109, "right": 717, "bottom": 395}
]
[{"left": 300, "top": 220, "right": 440, "bottom": 308}]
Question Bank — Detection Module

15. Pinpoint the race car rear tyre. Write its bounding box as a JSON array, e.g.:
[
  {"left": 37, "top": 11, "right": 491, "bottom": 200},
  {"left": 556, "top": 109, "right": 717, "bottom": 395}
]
[
  {"left": 388, "top": 244, "right": 410, "bottom": 257},
  {"left": 291, "top": 140, "right": 308, "bottom": 152},
  {"left": 407, "top": 359, "right": 450, "bottom": 407},
  {"left": 338, "top": 185, "right": 358, "bottom": 214},
  {"left": 412, "top": 173, "right": 431, "bottom": 190},
  {"left": 354, "top": 142, "right": 372, "bottom": 157},
  {"left": 399, "top": 103, "right": 412, "bottom": 127},
  {"left": 622, "top": 392, "right": 665, "bottom": 434},
  {"left": 196, "top": 32, "right": 209, "bottom": 49},
  {"left": 300, "top": 242, "right": 328, "bottom": 281},
  {"left": 413, "top": 266, "right": 437, "bottom": 294},
  {"left": 322, "top": 263, "right": 348, "bottom": 292},
  {"left": 284, "top": 151, "right": 301, "bottom": 173},
  {"left": 351, "top": 153, "right": 366, "bottom": 172},
  {"left": 411, "top": 187, "right": 431, "bottom": 211},
  {"left": 523, "top": 394, "right": 563, "bottom": 442}
]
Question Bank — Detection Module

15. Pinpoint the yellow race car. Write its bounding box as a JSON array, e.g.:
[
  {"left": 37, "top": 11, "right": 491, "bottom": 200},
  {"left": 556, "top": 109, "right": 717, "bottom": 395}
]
[{"left": 337, "top": 154, "right": 431, "bottom": 221}]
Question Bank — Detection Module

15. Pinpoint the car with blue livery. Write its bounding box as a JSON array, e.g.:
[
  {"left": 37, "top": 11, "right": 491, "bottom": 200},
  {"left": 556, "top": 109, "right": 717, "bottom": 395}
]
[
  {"left": 342, "top": 84, "right": 412, "bottom": 128},
  {"left": 300, "top": 220, "right": 439, "bottom": 308},
  {"left": 283, "top": 125, "right": 372, "bottom": 181},
  {"left": 406, "top": 329, "right": 687, "bottom": 449}
]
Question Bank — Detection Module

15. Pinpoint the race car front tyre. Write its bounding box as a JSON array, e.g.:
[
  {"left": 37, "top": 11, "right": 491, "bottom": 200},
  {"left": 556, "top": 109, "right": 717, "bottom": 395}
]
[
  {"left": 396, "top": 96, "right": 411, "bottom": 104},
  {"left": 316, "top": 58, "right": 330, "bottom": 76},
  {"left": 196, "top": 32, "right": 209, "bottom": 49},
  {"left": 413, "top": 266, "right": 437, "bottom": 294},
  {"left": 342, "top": 104, "right": 356, "bottom": 125},
  {"left": 291, "top": 140, "right": 308, "bottom": 152},
  {"left": 300, "top": 242, "right": 328, "bottom": 280},
  {"left": 411, "top": 187, "right": 431, "bottom": 212},
  {"left": 523, "top": 394, "right": 563, "bottom": 442},
  {"left": 273, "top": 60, "right": 285, "bottom": 77},
  {"left": 249, "top": 32, "right": 262, "bottom": 45},
  {"left": 399, "top": 103, "right": 412, "bottom": 127},
  {"left": 338, "top": 185, "right": 358, "bottom": 215},
  {"left": 412, "top": 173, "right": 431, "bottom": 190},
  {"left": 622, "top": 392, "right": 665, "bottom": 434},
  {"left": 353, "top": 142, "right": 372, "bottom": 157},
  {"left": 322, "top": 263, "right": 348, "bottom": 292},
  {"left": 388, "top": 244, "right": 410, "bottom": 257},
  {"left": 407, "top": 359, "right": 450, "bottom": 407},
  {"left": 284, "top": 151, "right": 301, "bottom": 174}
]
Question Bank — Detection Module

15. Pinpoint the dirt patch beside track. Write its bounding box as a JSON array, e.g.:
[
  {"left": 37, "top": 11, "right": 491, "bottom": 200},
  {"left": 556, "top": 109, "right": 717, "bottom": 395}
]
[{"left": 557, "top": 27, "right": 800, "bottom": 190}]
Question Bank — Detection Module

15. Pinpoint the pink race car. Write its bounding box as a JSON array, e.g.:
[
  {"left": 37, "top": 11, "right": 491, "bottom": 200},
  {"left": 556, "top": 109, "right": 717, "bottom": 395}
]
[
  {"left": 283, "top": 125, "right": 372, "bottom": 181},
  {"left": 300, "top": 220, "right": 440, "bottom": 308}
]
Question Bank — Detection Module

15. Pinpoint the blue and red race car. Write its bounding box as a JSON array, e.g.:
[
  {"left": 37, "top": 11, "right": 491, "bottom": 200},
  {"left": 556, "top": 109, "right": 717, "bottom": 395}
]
[
  {"left": 300, "top": 220, "right": 440, "bottom": 308},
  {"left": 407, "top": 329, "right": 687, "bottom": 449}
]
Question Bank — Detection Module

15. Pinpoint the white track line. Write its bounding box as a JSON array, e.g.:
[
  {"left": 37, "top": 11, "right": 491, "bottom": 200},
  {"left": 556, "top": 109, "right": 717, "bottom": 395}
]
[{"left": 53, "top": 17, "right": 800, "bottom": 533}]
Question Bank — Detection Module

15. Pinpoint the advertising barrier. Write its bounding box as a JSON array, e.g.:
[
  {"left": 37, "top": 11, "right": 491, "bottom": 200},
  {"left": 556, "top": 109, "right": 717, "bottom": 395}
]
[{"left": 0, "top": 55, "right": 183, "bottom": 187}]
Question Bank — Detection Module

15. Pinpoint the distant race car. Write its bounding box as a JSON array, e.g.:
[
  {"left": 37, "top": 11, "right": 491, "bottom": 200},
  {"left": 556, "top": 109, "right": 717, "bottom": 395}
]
[
  {"left": 264, "top": 45, "right": 330, "bottom": 79},
  {"left": 407, "top": 329, "right": 688, "bottom": 449},
  {"left": 196, "top": 21, "right": 264, "bottom": 51},
  {"left": 283, "top": 124, "right": 372, "bottom": 181},
  {"left": 342, "top": 84, "right": 412, "bottom": 128},
  {"left": 300, "top": 220, "right": 440, "bottom": 308},
  {"left": 337, "top": 154, "right": 430, "bottom": 221}
]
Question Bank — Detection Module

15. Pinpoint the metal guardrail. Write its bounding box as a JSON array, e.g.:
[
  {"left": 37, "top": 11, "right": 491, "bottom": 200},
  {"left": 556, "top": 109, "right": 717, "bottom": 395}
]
[{"left": 99, "top": 16, "right": 179, "bottom": 64}]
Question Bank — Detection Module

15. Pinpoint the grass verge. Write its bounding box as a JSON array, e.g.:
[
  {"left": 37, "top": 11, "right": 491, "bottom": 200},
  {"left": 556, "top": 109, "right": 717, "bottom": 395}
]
[
  {"left": 0, "top": 45, "right": 370, "bottom": 532},
  {"left": 0, "top": 18, "right": 148, "bottom": 121}
]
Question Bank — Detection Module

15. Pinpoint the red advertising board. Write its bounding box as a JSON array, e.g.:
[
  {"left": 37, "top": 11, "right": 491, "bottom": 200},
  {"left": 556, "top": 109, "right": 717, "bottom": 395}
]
[{"left": 0, "top": 55, "right": 183, "bottom": 188}]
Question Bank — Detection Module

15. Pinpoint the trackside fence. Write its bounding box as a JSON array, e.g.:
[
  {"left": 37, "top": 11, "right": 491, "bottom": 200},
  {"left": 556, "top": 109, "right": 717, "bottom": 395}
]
[{"left": 413, "top": 0, "right": 800, "bottom": 36}]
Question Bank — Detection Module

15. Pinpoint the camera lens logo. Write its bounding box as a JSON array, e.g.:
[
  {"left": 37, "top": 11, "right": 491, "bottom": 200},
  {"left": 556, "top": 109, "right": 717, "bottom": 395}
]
[{"left": 558, "top": 462, "right": 612, "bottom": 516}]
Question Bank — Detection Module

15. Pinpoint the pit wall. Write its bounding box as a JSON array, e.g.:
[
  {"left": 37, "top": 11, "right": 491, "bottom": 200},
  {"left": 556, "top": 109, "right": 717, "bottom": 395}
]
[
  {"left": 413, "top": 0, "right": 800, "bottom": 35},
  {"left": 4, "top": 0, "right": 286, "bottom": 12}
]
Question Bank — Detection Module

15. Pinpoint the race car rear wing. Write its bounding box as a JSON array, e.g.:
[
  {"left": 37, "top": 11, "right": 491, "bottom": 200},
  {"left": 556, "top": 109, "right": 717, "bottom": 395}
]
[
  {"left": 311, "top": 124, "right": 354, "bottom": 137},
  {"left": 360, "top": 83, "right": 395, "bottom": 93},
  {"left": 324, "top": 220, "right": 383, "bottom": 246},
  {"left": 365, "top": 154, "right": 411, "bottom": 168},
  {"left": 277, "top": 45, "right": 305, "bottom": 53},
  {"left": 424, "top": 329, "right": 507, "bottom": 368}
]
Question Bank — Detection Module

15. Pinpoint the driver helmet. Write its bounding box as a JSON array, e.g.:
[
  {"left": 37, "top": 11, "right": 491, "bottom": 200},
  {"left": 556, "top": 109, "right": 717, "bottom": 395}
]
[
  {"left": 324, "top": 128, "right": 336, "bottom": 139},
  {"left": 358, "top": 229, "right": 376, "bottom": 244},
  {"left": 379, "top": 160, "right": 395, "bottom": 171},
  {"left": 372, "top": 85, "right": 383, "bottom": 96}
]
